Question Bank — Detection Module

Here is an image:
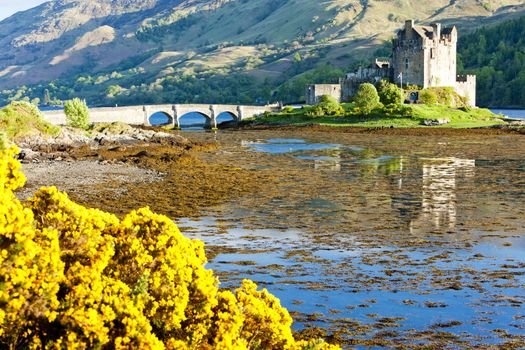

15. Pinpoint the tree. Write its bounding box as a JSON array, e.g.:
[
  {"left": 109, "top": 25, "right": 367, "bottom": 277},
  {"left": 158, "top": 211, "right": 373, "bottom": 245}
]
[
  {"left": 354, "top": 83, "right": 380, "bottom": 115},
  {"left": 377, "top": 81, "right": 404, "bottom": 105},
  {"left": 305, "top": 94, "right": 343, "bottom": 117},
  {"left": 43, "top": 89, "right": 51, "bottom": 106},
  {"left": 318, "top": 94, "right": 343, "bottom": 115},
  {"left": 106, "top": 85, "right": 124, "bottom": 99},
  {"left": 64, "top": 98, "right": 90, "bottom": 129}
]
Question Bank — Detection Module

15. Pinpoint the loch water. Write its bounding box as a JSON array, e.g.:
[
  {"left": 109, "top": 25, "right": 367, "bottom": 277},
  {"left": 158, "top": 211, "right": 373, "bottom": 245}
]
[
  {"left": 490, "top": 109, "right": 525, "bottom": 120},
  {"left": 174, "top": 130, "right": 525, "bottom": 347}
]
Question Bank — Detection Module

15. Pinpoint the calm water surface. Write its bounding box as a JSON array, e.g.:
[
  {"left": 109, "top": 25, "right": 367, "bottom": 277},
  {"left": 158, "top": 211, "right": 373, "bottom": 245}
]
[
  {"left": 175, "top": 131, "right": 524, "bottom": 348},
  {"left": 491, "top": 109, "right": 525, "bottom": 120}
]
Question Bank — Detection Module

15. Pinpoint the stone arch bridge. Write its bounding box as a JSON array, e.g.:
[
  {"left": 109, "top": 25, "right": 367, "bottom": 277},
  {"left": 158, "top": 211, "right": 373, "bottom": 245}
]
[{"left": 42, "top": 103, "right": 279, "bottom": 128}]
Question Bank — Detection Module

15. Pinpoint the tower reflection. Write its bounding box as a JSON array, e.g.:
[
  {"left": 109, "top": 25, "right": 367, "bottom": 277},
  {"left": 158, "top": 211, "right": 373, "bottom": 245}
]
[{"left": 410, "top": 158, "right": 475, "bottom": 233}]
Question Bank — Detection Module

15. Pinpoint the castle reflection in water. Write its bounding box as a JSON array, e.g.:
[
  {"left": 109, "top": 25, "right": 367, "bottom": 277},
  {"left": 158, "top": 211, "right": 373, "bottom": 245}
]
[
  {"left": 414, "top": 158, "right": 475, "bottom": 232},
  {"left": 306, "top": 154, "right": 476, "bottom": 233}
]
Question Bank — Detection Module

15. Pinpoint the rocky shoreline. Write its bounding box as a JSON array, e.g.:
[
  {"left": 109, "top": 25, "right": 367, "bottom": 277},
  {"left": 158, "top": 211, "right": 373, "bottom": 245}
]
[
  {"left": 15, "top": 122, "right": 180, "bottom": 163},
  {"left": 15, "top": 122, "right": 275, "bottom": 219}
]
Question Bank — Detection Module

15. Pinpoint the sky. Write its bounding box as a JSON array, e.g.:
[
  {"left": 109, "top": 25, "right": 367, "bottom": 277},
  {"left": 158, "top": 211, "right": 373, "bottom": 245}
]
[{"left": 0, "top": 0, "right": 48, "bottom": 21}]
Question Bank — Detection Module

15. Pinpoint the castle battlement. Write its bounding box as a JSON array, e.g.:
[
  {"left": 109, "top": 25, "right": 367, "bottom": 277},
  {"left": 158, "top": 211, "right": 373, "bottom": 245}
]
[
  {"left": 307, "top": 19, "right": 476, "bottom": 107},
  {"left": 456, "top": 75, "right": 476, "bottom": 82},
  {"left": 455, "top": 75, "right": 476, "bottom": 106}
]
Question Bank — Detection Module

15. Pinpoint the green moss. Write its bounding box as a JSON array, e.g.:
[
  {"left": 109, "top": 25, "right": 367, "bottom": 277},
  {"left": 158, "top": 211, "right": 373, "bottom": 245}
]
[{"left": 0, "top": 102, "right": 60, "bottom": 140}]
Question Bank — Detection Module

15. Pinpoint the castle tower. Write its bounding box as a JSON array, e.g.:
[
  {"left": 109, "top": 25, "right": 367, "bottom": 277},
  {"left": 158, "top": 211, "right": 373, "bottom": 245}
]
[
  {"left": 392, "top": 20, "right": 457, "bottom": 89},
  {"left": 326, "top": 19, "right": 476, "bottom": 106}
]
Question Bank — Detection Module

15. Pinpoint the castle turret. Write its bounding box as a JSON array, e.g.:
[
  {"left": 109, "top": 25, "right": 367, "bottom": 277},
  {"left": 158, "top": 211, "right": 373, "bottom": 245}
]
[
  {"left": 405, "top": 20, "right": 415, "bottom": 39},
  {"left": 432, "top": 23, "right": 441, "bottom": 39}
]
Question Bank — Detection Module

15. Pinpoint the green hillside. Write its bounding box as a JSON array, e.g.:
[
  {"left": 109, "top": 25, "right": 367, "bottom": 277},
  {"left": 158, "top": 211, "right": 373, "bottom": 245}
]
[
  {"left": 458, "top": 15, "right": 525, "bottom": 107},
  {"left": 0, "top": 0, "right": 524, "bottom": 106}
]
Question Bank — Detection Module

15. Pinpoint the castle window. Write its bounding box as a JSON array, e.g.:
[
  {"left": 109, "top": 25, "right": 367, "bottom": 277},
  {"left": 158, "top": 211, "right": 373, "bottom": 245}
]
[
  {"left": 405, "top": 58, "right": 409, "bottom": 70},
  {"left": 431, "top": 48, "right": 435, "bottom": 58}
]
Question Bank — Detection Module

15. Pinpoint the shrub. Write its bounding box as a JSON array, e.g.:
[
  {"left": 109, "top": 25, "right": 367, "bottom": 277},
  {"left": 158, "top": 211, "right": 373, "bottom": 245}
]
[
  {"left": 383, "top": 104, "right": 414, "bottom": 117},
  {"left": 382, "top": 103, "right": 403, "bottom": 116},
  {"left": 0, "top": 146, "right": 339, "bottom": 350},
  {"left": 354, "top": 83, "right": 380, "bottom": 115},
  {"left": 64, "top": 98, "right": 90, "bottom": 129},
  {"left": 405, "top": 84, "right": 421, "bottom": 90},
  {"left": 305, "top": 95, "right": 343, "bottom": 117},
  {"left": 282, "top": 106, "right": 295, "bottom": 113},
  {"left": 401, "top": 105, "right": 414, "bottom": 117},
  {"left": 318, "top": 95, "right": 343, "bottom": 115},
  {"left": 0, "top": 101, "right": 59, "bottom": 140},
  {"left": 419, "top": 89, "right": 438, "bottom": 105},
  {"left": 377, "top": 81, "right": 404, "bottom": 106},
  {"left": 305, "top": 105, "right": 325, "bottom": 117},
  {"left": 420, "top": 87, "right": 468, "bottom": 107},
  {"left": 376, "top": 79, "right": 390, "bottom": 94}
]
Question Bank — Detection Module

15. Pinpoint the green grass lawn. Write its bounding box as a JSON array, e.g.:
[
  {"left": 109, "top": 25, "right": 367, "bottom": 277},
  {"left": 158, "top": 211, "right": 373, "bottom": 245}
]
[{"left": 260, "top": 104, "right": 506, "bottom": 129}]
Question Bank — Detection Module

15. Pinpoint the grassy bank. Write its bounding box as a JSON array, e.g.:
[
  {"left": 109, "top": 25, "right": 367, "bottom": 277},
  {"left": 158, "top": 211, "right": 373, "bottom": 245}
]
[
  {"left": 0, "top": 101, "right": 59, "bottom": 140},
  {"left": 258, "top": 104, "right": 506, "bottom": 129}
]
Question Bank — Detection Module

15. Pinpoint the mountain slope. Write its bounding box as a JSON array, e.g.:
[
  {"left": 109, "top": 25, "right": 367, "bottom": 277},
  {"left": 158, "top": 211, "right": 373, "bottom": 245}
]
[
  {"left": 0, "top": 0, "right": 524, "bottom": 105},
  {"left": 459, "top": 15, "right": 525, "bottom": 107}
]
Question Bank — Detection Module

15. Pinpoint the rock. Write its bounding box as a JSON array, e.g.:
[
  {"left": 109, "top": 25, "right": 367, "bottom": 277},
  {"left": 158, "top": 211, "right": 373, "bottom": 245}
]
[
  {"left": 422, "top": 118, "right": 451, "bottom": 126},
  {"left": 134, "top": 150, "right": 150, "bottom": 158},
  {"left": 18, "top": 148, "right": 38, "bottom": 161},
  {"left": 15, "top": 123, "right": 186, "bottom": 154}
]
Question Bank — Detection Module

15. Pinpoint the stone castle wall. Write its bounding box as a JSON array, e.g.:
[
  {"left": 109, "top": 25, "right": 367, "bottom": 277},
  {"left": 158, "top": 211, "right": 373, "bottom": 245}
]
[
  {"left": 392, "top": 21, "right": 458, "bottom": 89},
  {"left": 426, "top": 35, "right": 457, "bottom": 87},
  {"left": 455, "top": 75, "right": 477, "bottom": 107},
  {"left": 392, "top": 37, "right": 425, "bottom": 87},
  {"left": 305, "top": 84, "right": 341, "bottom": 105},
  {"left": 341, "top": 66, "right": 390, "bottom": 102}
]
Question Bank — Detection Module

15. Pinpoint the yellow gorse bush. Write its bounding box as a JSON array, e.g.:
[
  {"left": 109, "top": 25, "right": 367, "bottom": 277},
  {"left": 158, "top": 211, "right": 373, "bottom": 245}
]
[{"left": 0, "top": 146, "right": 339, "bottom": 350}]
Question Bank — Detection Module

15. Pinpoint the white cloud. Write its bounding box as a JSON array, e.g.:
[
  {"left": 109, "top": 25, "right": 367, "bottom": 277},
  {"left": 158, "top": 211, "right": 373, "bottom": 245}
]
[{"left": 0, "top": 0, "right": 49, "bottom": 21}]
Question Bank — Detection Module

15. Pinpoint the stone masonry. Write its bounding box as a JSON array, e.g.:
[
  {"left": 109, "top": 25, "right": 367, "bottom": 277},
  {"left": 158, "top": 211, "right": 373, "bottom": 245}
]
[
  {"left": 42, "top": 104, "right": 279, "bottom": 129},
  {"left": 307, "top": 20, "right": 477, "bottom": 106},
  {"left": 305, "top": 84, "right": 342, "bottom": 105}
]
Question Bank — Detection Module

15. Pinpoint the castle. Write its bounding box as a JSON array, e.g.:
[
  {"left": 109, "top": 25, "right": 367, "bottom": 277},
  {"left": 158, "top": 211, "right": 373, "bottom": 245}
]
[{"left": 306, "top": 20, "right": 476, "bottom": 106}]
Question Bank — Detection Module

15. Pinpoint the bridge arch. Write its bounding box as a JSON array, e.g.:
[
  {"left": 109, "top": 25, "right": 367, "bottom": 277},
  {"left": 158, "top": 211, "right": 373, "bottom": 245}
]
[
  {"left": 216, "top": 111, "right": 238, "bottom": 126},
  {"left": 214, "top": 108, "right": 239, "bottom": 121},
  {"left": 177, "top": 111, "right": 213, "bottom": 130},
  {"left": 148, "top": 111, "right": 174, "bottom": 126}
]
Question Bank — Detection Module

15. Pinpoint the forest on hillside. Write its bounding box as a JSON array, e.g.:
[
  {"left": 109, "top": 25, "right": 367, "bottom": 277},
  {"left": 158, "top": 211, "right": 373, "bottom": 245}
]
[{"left": 458, "top": 15, "right": 525, "bottom": 107}]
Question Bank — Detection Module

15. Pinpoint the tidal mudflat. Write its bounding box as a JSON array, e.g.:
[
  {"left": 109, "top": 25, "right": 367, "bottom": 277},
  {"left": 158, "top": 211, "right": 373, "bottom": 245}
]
[{"left": 177, "top": 130, "right": 525, "bottom": 348}]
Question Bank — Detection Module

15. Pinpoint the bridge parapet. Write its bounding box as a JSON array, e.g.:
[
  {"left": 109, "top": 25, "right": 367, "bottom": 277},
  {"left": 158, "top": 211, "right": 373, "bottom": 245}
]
[{"left": 41, "top": 103, "right": 280, "bottom": 128}]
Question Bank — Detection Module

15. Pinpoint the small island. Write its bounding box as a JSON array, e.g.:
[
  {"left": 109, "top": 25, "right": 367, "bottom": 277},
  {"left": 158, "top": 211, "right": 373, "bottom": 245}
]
[
  {"left": 256, "top": 20, "right": 511, "bottom": 129},
  {"left": 257, "top": 91, "right": 503, "bottom": 129}
]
